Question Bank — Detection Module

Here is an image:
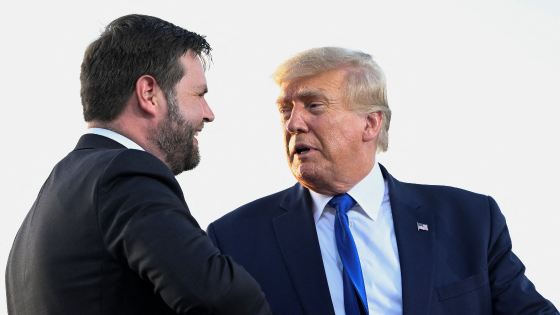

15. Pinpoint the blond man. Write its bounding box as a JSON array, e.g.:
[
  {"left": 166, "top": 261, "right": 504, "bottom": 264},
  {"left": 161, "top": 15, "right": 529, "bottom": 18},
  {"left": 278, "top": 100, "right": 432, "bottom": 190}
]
[{"left": 208, "top": 47, "right": 557, "bottom": 315}]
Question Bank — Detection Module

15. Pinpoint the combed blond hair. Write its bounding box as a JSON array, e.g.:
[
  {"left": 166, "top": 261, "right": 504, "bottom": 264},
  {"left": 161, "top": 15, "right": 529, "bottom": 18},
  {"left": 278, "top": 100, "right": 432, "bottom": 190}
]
[{"left": 272, "top": 47, "right": 391, "bottom": 152}]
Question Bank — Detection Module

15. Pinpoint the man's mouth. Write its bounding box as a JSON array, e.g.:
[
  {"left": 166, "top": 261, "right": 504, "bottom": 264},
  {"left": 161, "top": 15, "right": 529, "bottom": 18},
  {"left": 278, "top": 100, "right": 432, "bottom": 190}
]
[
  {"left": 293, "top": 143, "right": 314, "bottom": 156},
  {"left": 194, "top": 123, "right": 204, "bottom": 137}
]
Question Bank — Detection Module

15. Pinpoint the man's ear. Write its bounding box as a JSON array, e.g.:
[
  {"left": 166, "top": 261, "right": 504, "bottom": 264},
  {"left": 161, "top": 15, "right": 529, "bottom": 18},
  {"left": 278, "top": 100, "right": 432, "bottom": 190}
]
[
  {"left": 135, "top": 75, "right": 164, "bottom": 118},
  {"left": 363, "top": 111, "right": 383, "bottom": 142}
]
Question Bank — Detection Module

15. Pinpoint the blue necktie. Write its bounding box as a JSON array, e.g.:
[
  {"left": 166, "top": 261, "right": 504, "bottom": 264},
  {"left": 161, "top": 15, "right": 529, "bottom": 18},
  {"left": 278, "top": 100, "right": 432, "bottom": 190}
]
[{"left": 329, "top": 194, "right": 369, "bottom": 315}]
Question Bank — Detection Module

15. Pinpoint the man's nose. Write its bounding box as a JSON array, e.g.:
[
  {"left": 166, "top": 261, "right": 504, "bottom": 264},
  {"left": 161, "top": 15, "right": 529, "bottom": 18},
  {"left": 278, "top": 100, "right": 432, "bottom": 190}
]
[
  {"left": 286, "top": 105, "right": 308, "bottom": 134},
  {"left": 202, "top": 98, "right": 215, "bottom": 123}
]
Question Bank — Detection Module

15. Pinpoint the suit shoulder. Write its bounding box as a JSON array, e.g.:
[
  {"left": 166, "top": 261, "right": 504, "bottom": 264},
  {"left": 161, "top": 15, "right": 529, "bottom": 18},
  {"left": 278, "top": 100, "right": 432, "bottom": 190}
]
[
  {"left": 64, "top": 147, "right": 173, "bottom": 181},
  {"left": 65, "top": 148, "right": 180, "bottom": 198},
  {"left": 401, "top": 181, "right": 495, "bottom": 218},
  {"left": 100, "top": 149, "right": 182, "bottom": 194},
  {"left": 406, "top": 182, "right": 487, "bottom": 200},
  {"left": 96, "top": 149, "right": 174, "bottom": 178}
]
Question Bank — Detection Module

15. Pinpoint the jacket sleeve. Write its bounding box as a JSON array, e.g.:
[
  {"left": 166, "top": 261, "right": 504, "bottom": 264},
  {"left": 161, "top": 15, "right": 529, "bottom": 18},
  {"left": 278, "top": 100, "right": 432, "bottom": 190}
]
[
  {"left": 207, "top": 223, "right": 220, "bottom": 249},
  {"left": 487, "top": 196, "right": 558, "bottom": 314},
  {"left": 97, "top": 150, "right": 271, "bottom": 315}
]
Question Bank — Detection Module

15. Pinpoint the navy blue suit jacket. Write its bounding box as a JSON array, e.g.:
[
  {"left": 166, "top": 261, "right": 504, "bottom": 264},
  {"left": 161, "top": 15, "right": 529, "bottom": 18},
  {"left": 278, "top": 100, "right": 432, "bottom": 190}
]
[{"left": 208, "top": 165, "right": 558, "bottom": 315}]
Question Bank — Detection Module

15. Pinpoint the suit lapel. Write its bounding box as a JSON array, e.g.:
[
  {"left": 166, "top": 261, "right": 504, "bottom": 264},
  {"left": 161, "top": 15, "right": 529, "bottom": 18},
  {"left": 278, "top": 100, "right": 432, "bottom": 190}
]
[
  {"left": 380, "top": 165, "right": 436, "bottom": 315},
  {"left": 273, "top": 183, "right": 336, "bottom": 315}
]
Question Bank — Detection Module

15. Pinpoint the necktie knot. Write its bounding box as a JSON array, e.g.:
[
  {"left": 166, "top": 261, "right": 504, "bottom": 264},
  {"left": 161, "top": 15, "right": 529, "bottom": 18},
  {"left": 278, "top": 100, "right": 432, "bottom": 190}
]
[{"left": 328, "top": 193, "right": 356, "bottom": 215}]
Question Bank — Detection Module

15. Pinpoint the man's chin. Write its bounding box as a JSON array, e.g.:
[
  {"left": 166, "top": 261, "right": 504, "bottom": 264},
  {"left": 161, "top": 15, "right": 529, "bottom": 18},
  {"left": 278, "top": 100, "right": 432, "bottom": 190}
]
[
  {"left": 171, "top": 153, "right": 200, "bottom": 176},
  {"left": 291, "top": 164, "right": 322, "bottom": 186},
  {"left": 182, "top": 160, "right": 200, "bottom": 173}
]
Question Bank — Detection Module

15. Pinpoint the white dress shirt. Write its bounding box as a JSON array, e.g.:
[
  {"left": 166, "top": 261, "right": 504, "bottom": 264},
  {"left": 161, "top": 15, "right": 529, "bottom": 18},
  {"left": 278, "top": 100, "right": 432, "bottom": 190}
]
[
  {"left": 87, "top": 128, "right": 145, "bottom": 151},
  {"left": 310, "top": 162, "right": 403, "bottom": 315}
]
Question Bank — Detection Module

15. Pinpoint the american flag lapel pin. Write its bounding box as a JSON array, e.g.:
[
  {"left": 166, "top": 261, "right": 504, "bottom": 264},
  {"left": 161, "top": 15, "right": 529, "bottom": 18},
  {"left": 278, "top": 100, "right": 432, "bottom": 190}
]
[{"left": 417, "top": 222, "right": 429, "bottom": 231}]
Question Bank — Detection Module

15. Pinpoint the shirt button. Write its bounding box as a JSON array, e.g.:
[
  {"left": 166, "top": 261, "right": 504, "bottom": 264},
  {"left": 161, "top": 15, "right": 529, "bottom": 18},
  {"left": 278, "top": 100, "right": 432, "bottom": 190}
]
[{"left": 349, "top": 222, "right": 354, "bottom": 228}]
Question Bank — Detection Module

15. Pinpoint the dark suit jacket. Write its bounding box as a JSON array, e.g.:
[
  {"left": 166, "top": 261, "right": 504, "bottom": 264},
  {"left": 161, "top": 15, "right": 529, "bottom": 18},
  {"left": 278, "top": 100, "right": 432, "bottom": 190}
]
[
  {"left": 208, "top": 164, "right": 558, "bottom": 315},
  {"left": 6, "top": 134, "right": 270, "bottom": 315}
]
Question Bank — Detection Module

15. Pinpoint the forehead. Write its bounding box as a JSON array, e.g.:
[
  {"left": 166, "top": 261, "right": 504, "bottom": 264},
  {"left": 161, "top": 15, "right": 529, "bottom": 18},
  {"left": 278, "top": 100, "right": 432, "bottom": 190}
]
[
  {"left": 178, "top": 52, "right": 207, "bottom": 87},
  {"left": 278, "top": 69, "right": 347, "bottom": 101}
]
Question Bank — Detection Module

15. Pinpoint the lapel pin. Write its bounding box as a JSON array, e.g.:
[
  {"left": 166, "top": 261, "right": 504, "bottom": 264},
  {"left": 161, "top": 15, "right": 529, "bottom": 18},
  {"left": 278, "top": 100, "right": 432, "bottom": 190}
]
[{"left": 417, "top": 222, "right": 429, "bottom": 231}]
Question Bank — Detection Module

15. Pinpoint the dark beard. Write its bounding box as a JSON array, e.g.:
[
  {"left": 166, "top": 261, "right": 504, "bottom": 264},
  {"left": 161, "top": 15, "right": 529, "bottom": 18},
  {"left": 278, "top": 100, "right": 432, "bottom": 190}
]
[{"left": 155, "top": 92, "right": 201, "bottom": 176}]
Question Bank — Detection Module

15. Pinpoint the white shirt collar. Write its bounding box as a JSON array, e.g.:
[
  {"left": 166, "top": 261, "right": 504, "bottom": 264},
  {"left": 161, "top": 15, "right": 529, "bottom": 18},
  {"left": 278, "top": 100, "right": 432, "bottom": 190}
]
[
  {"left": 87, "top": 128, "right": 145, "bottom": 151},
  {"left": 309, "top": 162, "right": 385, "bottom": 224}
]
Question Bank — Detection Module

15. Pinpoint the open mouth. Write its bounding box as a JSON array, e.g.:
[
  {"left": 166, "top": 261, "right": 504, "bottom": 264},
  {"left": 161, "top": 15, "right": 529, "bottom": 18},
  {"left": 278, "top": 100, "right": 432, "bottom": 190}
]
[
  {"left": 296, "top": 148, "right": 310, "bottom": 154},
  {"left": 294, "top": 143, "right": 314, "bottom": 155}
]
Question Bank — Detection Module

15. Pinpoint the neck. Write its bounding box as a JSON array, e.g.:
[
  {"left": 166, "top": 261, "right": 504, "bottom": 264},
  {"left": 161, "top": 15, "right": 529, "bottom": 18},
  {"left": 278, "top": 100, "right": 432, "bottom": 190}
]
[{"left": 88, "top": 120, "right": 169, "bottom": 168}]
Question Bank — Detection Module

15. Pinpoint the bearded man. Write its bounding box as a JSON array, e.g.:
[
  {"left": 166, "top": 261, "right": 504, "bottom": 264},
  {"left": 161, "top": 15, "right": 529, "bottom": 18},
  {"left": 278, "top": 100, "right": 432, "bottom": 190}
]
[{"left": 5, "top": 14, "right": 271, "bottom": 315}]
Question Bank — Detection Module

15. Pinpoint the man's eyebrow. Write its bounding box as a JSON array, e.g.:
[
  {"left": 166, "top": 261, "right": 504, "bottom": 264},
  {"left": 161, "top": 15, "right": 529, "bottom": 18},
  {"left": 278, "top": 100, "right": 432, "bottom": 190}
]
[
  {"left": 276, "top": 88, "right": 328, "bottom": 105},
  {"left": 296, "top": 88, "right": 328, "bottom": 100},
  {"left": 276, "top": 96, "right": 289, "bottom": 105}
]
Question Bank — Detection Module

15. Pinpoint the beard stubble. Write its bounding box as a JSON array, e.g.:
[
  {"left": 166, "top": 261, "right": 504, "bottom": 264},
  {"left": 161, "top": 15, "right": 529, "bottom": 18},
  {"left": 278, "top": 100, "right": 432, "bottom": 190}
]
[{"left": 154, "top": 91, "right": 201, "bottom": 175}]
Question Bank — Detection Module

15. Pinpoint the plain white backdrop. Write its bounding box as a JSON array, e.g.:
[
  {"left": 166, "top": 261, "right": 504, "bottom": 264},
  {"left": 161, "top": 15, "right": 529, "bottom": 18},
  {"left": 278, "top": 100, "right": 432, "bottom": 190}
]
[{"left": 1, "top": 0, "right": 559, "bottom": 311}]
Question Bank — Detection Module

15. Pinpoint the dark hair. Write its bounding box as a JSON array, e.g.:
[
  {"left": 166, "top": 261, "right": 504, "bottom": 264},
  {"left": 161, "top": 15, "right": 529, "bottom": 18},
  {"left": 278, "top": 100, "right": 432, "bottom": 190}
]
[{"left": 80, "top": 14, "right": 212, "bottom": 122}]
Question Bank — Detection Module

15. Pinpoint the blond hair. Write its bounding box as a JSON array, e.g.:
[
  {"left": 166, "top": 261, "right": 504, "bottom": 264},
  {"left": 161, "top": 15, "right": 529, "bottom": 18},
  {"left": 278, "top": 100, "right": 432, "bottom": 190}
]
[{"left": 273, "top": 47, "right": 391, "bottom": 152}]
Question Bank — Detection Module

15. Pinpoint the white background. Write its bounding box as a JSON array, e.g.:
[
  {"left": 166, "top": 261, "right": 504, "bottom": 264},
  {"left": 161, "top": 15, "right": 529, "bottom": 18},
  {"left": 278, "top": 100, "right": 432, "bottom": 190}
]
[{"left": 1, "top": 0, "right": 559, "bottom": 311}]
